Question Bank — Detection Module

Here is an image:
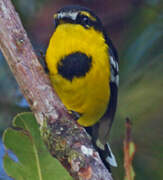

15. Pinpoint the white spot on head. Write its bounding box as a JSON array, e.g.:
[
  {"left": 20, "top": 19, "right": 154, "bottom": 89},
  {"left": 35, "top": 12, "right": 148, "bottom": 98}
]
[
  {"left": 81, "top": 145, "right": 93, "bottom": 156},
  {"left": 57, "top": 12, "right": 78, "bottom": 21}
]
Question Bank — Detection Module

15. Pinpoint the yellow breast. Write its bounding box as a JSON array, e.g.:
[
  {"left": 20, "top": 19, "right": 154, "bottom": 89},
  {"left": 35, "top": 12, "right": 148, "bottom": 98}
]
[{"left": 46, "top": 24, "right": 111, "bottom": 126}]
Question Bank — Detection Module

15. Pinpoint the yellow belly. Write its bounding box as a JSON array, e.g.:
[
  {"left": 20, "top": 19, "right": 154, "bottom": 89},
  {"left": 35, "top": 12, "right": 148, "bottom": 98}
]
[{"left": 46, "top": 24, "right": 111, "bottom": 126}]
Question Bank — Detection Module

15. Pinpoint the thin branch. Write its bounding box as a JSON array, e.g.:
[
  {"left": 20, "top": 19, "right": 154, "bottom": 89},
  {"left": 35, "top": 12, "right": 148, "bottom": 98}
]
[
  {"left": 0, "top": 0, "right": 113, "bottom": 179},
  {"left": 124, "top": 118, "right": 136, "bottom": 180}
]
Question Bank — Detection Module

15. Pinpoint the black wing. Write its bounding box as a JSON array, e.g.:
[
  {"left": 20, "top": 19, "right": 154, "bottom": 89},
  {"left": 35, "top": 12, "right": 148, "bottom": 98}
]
[
  {"left": 85, "top": 37, "right": 119, "bottom": 171},
  {"left": 98, "top": 37, "right": 119, "bottom": 143},
  {"left": 88, "top": 37, "right": 119, "bottom": 146}
]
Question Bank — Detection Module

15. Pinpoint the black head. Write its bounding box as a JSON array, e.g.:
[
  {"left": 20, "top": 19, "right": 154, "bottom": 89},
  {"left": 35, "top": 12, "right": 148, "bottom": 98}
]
[
  {"left": 54, "top": 5, "right": 103, "bottom": 31},
  {"left": 53, "top": 5, "right": 119, "bottom": 63}
]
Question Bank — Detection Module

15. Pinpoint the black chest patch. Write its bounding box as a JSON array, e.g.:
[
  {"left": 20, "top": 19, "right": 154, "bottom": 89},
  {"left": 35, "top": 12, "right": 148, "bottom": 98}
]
[{"left": 57, "top": 52, "right": 92, "bottom": 81}]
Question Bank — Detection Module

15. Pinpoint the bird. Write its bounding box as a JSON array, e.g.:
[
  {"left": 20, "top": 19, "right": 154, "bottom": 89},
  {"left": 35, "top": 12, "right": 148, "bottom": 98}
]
[{"left": 45, "top": 5, "right": 119, "bottom": 171}]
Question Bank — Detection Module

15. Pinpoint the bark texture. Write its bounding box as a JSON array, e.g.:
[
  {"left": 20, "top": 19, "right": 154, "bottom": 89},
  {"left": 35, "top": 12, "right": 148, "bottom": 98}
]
[{"left": 0, "top": 0, "right": 114, "bottom": 179}]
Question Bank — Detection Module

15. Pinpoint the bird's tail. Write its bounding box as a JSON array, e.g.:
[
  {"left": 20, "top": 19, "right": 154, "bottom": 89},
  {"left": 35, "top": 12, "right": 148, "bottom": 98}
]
[
  {"left": 105, "top": 143, "right": 117, "bottom": 167},
  {"left": 85, "top": 126, "right": 117, "bottom": 171},
  {"left": 97, "top": 142, "right": 117, "bottom": 171}
]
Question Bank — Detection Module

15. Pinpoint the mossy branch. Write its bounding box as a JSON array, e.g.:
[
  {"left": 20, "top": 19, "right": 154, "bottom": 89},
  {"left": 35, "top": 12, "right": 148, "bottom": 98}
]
[{"left": 0, "top": 0, "right": 114, "bottom": 179}]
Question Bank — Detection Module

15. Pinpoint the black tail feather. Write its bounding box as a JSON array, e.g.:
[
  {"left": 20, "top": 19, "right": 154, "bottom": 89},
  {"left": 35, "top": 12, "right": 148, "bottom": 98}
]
[{"left": 85, "top": 127, "right": 117, "bottom": 172}]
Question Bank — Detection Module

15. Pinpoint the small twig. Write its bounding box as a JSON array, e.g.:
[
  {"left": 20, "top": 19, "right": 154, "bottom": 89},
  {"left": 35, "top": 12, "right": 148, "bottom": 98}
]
[
  {"left": 124, "top": 118, "right": 136, "bottom": 180},
  {"left": 0, "top": 0, "right": 114, "bottom": 179}
]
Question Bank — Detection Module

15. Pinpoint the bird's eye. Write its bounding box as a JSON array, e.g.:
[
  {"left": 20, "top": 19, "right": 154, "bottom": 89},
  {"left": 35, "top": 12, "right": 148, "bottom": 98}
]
[
  {"left": 82, "top": 16, "right": 89, "bottom": 23},
  {"left": 76, "top": 14, "right": 90, "bottom": 26}
]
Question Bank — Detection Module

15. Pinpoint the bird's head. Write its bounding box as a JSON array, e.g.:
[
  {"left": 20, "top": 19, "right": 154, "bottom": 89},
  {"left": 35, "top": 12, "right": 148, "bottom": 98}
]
[{"left": 53, "top": 5, "right": 103, "bottom": 32}]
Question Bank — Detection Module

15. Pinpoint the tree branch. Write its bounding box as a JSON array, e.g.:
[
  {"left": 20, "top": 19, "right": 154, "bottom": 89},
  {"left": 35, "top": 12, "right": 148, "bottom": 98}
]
[{"left": 0, "top": 0, "right": 114, "bottom": 179}]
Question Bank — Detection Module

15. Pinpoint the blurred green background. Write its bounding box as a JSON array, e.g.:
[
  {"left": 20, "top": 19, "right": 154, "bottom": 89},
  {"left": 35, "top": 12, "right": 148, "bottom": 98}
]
[{"left": 0, "top": 0, "right": 163, "bottom": 179}]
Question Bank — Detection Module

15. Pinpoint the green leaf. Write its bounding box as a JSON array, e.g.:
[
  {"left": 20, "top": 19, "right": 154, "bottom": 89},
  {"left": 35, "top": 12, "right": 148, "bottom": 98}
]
[{"left": 2, "top": 112, "right": 72, "bottom": 180}]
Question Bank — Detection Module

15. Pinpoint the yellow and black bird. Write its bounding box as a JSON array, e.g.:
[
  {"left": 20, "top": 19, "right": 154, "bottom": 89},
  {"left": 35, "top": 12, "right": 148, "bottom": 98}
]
[{"left": 45, "top": 5, "right": 119, "bottom": 170}]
